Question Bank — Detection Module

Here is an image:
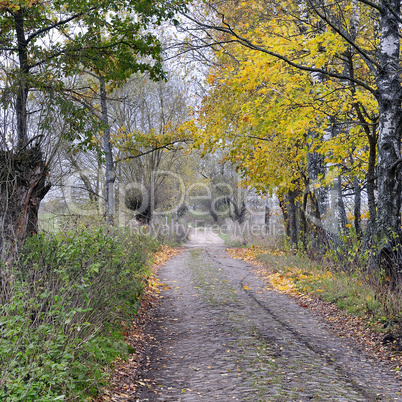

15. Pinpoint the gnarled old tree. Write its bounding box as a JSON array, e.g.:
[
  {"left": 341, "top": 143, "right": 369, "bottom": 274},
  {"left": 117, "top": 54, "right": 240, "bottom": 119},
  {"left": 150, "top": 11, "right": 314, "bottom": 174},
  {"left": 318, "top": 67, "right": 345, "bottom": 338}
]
[
  {"left": 0, "top": 0, "right": 188, "bottom": 261},
  {"left": 182, "top": 0, "right": 402, "bottom": 281}
]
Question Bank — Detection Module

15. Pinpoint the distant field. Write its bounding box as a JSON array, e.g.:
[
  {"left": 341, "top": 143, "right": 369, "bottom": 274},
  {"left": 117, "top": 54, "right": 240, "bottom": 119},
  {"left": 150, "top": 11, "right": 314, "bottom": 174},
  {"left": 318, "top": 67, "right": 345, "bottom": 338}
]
[{"left": 38, "top": 212, "right": 61, "bottom": 232}]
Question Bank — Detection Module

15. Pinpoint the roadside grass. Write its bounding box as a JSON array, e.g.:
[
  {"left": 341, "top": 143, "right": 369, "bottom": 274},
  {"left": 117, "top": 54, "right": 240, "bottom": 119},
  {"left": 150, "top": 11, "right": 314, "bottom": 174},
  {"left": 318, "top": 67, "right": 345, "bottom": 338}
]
[
  {"left": 256, "top": 251, "right": 385, "bottom": 318},
  {"left": 219, "top": 233, "right": 230, "bottom": 243},
  {"left": 219, "top": 233, "right": 247, "bottom": 248},
  {"left": 227, "top": 245, "right": 401, "bottom": 337}
]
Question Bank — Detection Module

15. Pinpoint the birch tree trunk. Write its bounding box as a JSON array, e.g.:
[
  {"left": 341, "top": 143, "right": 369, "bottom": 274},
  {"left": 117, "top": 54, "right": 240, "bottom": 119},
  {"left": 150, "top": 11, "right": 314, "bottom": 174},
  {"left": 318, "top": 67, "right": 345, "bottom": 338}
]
[
  {"left": 375, "top": 0, "right": 402, "bottom": 278},
  {"left": 377, "top": 2, "right": 402, "bottom": 234},
  {"left": 363, "top": 128, "right": 378, "bottom": 249}
]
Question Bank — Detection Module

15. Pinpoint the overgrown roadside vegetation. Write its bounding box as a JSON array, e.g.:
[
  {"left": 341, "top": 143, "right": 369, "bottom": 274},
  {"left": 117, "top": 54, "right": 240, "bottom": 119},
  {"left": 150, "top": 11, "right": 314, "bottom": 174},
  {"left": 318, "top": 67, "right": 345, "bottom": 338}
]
[
  {"left": 0, "top": 224, "right": 161, "bottom": 401},
  {"left": 226, "top": 241, "right": 402, "bottom": 375}
]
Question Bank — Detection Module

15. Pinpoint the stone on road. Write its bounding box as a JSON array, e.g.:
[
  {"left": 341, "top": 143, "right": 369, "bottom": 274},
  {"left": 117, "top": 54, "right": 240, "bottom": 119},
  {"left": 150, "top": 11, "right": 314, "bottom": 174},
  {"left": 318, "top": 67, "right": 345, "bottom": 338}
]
[{"left": 133, "top": 231, "right": 402, "bottom": 401}]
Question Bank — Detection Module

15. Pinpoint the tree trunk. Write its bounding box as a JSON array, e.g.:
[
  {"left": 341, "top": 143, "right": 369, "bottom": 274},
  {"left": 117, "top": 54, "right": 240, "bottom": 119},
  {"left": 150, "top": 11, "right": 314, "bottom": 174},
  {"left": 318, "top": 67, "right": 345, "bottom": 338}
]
[
  {"left": 376, "top": 1, "right": 402, "bottom": 238},
  {"left": 135, "top": 201, "right": 152, "bottom": 224},
  {"left": 374, "top": 1, "right": 402, "bottom": 283},
  {"left": 0, "top": 148, "right": 50, "bottom": 262},
  {"left": 264, "top": 199, "right": 270, "bottom": 228},
  {"left": 280, "top": 189, "right": 298, "bottom": 248},
  {"left": 0, "top": 10, "right": 50, "bottom": 261},
  {"left": 353, "top": 177, "right": 363, "bottom": 239},
  {"left": 229, "top": 200, "right": 247, "bottom": 224},
  {"left": 15, "top": 7, "right": 29, "bottom": 149},
  {"left": 299, "top": 191, "right": 308, "bottom": 250},
  {"left": 209, "top": 202, "right": 219, "bottom": 223},
  {"left": 100, "top": 76, "right": 115, "bottom": 225},
  {"left": 279, "top": 195, "right": 291, "bottom": 239},
  {"left": 306, "top": 150, "right": 328, "bottom": 250},
  {"left": 307, "top": 189, "right": 328, "bottom": 258},
  {"left": 237, "top": 201, "right": 247, "bottom": 224},
  {"left": 362, "top": 129, "right": 378, "bottom": 249},
  {"left": 287, "top": 190, "right": 298, "bottom": 249},
  {"left": 335, "top": 175, "right": 348, "bottom": 233}
]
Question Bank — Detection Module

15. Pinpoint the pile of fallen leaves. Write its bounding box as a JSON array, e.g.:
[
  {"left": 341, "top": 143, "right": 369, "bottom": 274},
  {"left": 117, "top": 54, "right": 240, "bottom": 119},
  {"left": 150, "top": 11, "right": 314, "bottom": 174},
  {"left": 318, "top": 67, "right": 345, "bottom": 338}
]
[
  {"left": 152, "top": 245, "right": 183, "bottom": 270},
  {"left": 227, "top": 247, "right": 402, "bottom": 378},
  {"left": 226, "top": 246, "right": 279, "bottom": 265},
  {"left": 227, "top": 247, "right": 306, "bottom": 297},
  {"left": 98, "top": 246, "right": 183, "bottom": 401}
]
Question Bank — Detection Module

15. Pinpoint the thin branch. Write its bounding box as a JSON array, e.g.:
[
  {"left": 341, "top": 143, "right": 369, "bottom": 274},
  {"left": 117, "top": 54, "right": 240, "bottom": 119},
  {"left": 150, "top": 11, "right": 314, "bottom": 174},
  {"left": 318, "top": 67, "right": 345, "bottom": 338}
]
[
  {"left": 307, "top": 0, "right": 379, "bottom": 73},
  {"left": 163, "top": 39, "right": 239, "bottom": 61},
  {"left": 53, "top": 184, "right": 106, "bottom": 200},
  {"left": 30, "top": 37, "right": 148, "bottom": 69},
  {"left": 356, "top": 0, "right": 383, "bottom": 12},
  {"left": 16, "top": 134, "right": 44, "bottom": 154},
  {"left": 26, "top": 10, "right": 93, "bottom": 44},
  {"left": 246, "top": 135, "right": 271, "bottom": 142},
  {"left": 183, "top": 14, "right": 376, "bottom": 95},
  {"left": 64, "top": 90, "right": 102, "bottom": 120},
  {"left": 114, "top": 141, "right": 187, "bottom": 165},
  {"left": 382, "top": 1, "right": 402, "bottom": 25}
]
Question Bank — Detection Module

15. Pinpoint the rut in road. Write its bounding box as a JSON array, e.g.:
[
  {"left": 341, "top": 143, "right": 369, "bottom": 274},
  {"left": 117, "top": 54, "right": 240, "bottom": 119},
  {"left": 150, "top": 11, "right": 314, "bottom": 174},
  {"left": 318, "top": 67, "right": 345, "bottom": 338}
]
[{"left": 133, "top": 238, "right": 402, "bottom": 401}]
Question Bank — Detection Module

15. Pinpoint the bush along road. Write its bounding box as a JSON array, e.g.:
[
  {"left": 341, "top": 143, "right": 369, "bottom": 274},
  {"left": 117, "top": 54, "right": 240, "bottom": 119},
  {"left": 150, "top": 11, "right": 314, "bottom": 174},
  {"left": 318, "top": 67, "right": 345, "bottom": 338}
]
[{"left": 123, "top": 231, "right": 401, "bottom": 401}]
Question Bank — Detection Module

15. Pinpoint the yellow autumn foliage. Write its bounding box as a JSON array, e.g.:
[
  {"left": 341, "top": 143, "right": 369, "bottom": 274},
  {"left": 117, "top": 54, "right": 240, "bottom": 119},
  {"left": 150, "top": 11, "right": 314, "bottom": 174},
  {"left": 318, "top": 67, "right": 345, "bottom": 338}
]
[{"left": 192, "top": 0, "right": 378, "bottom": 201}]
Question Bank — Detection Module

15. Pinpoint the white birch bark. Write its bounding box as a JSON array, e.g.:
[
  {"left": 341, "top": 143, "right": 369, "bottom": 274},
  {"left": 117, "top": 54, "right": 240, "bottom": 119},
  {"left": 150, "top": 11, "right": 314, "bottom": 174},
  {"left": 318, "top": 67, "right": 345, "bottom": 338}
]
[{"left": 375, "top": 0, "right": 402, "bottom": 244}]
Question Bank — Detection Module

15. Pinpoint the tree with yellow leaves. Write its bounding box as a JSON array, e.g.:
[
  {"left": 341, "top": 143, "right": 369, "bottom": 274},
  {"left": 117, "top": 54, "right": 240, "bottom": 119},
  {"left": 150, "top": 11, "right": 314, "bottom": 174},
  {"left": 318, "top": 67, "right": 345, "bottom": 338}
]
[{"left": 186, "top": 0, "right": 400, "bottom": 279}]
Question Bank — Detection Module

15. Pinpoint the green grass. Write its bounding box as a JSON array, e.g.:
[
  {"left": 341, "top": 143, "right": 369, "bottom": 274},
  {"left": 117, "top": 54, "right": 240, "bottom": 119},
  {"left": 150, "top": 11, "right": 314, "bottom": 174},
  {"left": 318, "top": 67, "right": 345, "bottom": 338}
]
[{"left": 220, "top": 233, "right": 249, "bottom": 247}]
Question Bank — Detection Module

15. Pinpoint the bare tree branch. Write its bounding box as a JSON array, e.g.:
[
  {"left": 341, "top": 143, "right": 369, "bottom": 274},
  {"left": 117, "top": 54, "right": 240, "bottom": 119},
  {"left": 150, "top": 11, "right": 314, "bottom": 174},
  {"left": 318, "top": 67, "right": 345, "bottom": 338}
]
[
  {"left": 114, "top": 141, "right": 188, "bottom": 165},
  {"left": 26, "top": 10, "right": 94, "bottom": 44}
]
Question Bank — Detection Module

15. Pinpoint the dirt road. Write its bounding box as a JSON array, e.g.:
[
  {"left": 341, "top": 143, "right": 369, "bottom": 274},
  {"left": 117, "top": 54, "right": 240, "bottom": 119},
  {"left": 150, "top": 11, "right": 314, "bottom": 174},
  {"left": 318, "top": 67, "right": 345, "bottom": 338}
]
[{"left": 132, "top": 229, "right": 402, "bottom": 401}]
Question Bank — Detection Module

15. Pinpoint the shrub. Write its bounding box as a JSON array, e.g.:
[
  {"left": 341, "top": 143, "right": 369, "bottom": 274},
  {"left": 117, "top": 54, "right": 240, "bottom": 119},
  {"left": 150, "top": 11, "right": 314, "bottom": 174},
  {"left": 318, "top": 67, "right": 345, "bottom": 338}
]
[{"left": 0, "top": 227, "right": 158, "bottom": 400}]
